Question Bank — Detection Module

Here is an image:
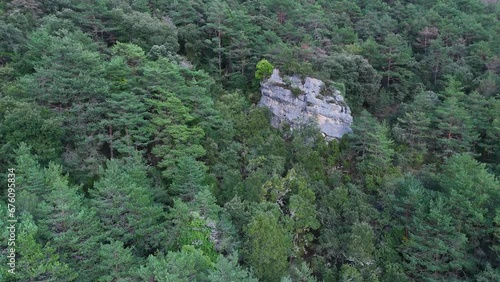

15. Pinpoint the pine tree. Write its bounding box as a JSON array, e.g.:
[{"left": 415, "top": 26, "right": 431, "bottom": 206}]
[
  {"left": 0, "top": 100, "right": 63, "bottom": 170},
  {"left": 38, "top": 163, "right": 103, "bottom": 281},
  {"left": 418, "top": 37, "right": 453, "bottom": 87},
  {"left": 438, "top": 154, "right": 500, "bottom": 268},
  {"left": 169, "top": 156, "right": 209, "bottom": 201},
  {"left": 100, "top": 43, "right": 152, "bottom": 157},
  {"left": 12, "top": 143, "right": 47, "bottom": 218},
  {"left": 208, "top": 253, "right": 258, "bottom": 282},
  {"left": 401, "top": 195, "right": 471, "bottom": 281},
  {"left": 139, "top": 245, "right": 213, "bottom": 282},
  {"left": 245, "top": 210, "right": 291, "bottom": 281},
  {"left": 165, "top": 189, "right": 222, "bottom": 259},
  {"left": 392, "top": 91, "right": 437, "bottom": 161},
  {"left": 14, "top": 213, "right": 78, "bottom": 281},
  {"left": 321, "top": 54, "right": 380, "bottom": 112},
  {"left": 434, "top": 96, "right": 478, "bottom": 158},
  {"left": 146, "top": 89, "right": 206, "bottom": 179},
  {"left": 21, "top": 27, "right": 109, "bottom": 182},
  {"left": 365, "top": 33, "right": 416, "bottom": 102},
  {"left": 100, "top": 90, "right": 151, "bottom": 158},
  {"left": 346, "top": 222, "right": 376, "bottom": 268},
  {"left": 204, "top": 0, "right": 231, "bottom": 75},
  {"left": 90, "top": 157, "right": 165, "bottom": 255},
  {"left": 97, "top": 240, "right": 140, "bottom": 282},
  {"left": 287, "top": 170, "right": 320, "bottom": 257},
  {"left": 350, "top": 110, "right": 395, "bottom": 190}
]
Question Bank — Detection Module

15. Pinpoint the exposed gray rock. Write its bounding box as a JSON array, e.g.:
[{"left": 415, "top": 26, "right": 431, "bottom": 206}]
[{"left": 259, "top": 69, "right": 353, "bottom": 140}]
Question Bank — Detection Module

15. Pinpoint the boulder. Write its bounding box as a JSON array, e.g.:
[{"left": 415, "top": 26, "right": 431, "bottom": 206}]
[{"left": 259, "top": 69, "right": 352, "bottom": 140}]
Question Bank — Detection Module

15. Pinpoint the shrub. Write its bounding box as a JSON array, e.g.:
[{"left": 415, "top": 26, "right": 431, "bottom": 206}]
[
  {"left": 291, "top": 86, "right": 303, "bottom": 97},
  {"left": 255, "top": 59, "right": 274, "bottom": 81}
]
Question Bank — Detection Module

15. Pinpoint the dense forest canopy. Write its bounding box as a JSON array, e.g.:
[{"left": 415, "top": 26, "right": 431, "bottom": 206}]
[{"left": 0, "top": 0, "right": 499, "bottom": 281}]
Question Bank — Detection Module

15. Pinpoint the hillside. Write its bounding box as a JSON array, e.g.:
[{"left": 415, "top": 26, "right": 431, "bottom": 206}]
[{"left": 0, "top": 0, "right": 499, "bottom": 281}]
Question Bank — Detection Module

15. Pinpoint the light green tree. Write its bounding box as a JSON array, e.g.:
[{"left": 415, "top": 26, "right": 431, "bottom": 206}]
[{"left": 255, "top": 59, "right": 274, "bottom": 80}]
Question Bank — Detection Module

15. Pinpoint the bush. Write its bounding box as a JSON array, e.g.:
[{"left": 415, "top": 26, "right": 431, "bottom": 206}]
[
  {"left": 255, "top": 59, "right": 274, "bottom": 81},
  {"left": 291, "top": 86, "right": 303, "bottom": 97}
]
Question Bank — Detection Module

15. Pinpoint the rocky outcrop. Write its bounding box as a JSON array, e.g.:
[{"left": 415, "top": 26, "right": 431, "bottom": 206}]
[{"left": 259, "top": 69, "right": 353, "bottom": 140}]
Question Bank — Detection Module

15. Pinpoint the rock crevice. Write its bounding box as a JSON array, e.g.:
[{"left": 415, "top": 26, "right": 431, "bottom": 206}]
[{"left": 259, "top": 69, "right": 353, "bottom": 139}]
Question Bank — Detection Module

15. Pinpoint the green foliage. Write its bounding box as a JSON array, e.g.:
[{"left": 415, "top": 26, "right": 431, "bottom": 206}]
[
  {"left": 97, "top": 240, "right": 140, "bottom": 282},
  {"left": 339, "top": 264, "right": 363, "bottom": 282},
  {"left": 290, "top": 86, "right": 303, "bottom": 97},
  {"left": 3, "top": 213, "right": 78, "bottom": 281},
  {"left": 0, "top": 99, "right": 63, "bottom": 170},
  {"left": 434, "top": 94, "right": 478, "bottom": 158},
  {"left": 282, "top": 262, "right": 318, "bottom": 282},
  {"left": 255, "top": 59, "right": 274, "bottom": 80},
  {"left": 90, "top": 157, "right": 166, "bottom": 256},
  {"left": 139, "top": 245, "right": 213, "bottom": 282},
  {"left": 245, "top": 210, "right": 291, "bottom": 281},
  {"left": 350, "top": 110, "right": 396, "bottom": 190},
  {"left": 169, "top": 156, "right": 209, "bottom": 201},
  {"left": 209, "top": 253, "right": 259, "bottom": 282},
  {"left": 437, "top": 154, "right": 500, "bottom": 266},
  {"left": 321, "top": 54, "right": 381, "bottom": 113},
  {"left": 288, "top": 171, "right": 320, "bottom": 256},
  {"left": 140, "top": 58, "right": 214, "bottom": 179},
  {"left": 19, "top": 26, "right": 108, "bottom": 182},
  {"left": 401, "top": 195, "right": 471, "bottom": 280},
  {"left": 109, "top": 9, "right": 179, "bottom": 52},
  {"left": 38, "top": 163, "right": 103, "bottom": 281}
]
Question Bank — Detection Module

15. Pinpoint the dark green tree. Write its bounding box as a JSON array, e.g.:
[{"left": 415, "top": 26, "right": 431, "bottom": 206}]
[
  {"left": 12, "top": 213, "right": 77, "bottom": 281},
  {"left": 434, "top": 94, "right": 478, "bottom": 158},
  {"left": 0, "top": 99, "right": 63, "bottom": 169},
  {"left": 37, "top": 163, "right": 103, "bottom": 281},
  {"left": 350, "top": 110, "right": 396, "bottom": 190},
  {"left": 90, "top": 156, "right": 165, "bottom": 255},
  {"left": 139, "top": 245, "right": 213, "bottom": 282},
  {"left": 245, "top": 209, "right": 292, "bottom": 281},
  {"left": 20, "top": 27, "right": 109, "bottom": 182},
  {"left": 401, "top": 196, "right": 471, "bottom": 281},
  {"left": 208, "top": 253, "right": 258, "bottom": 282},
  {"left": 97, "top": 240, "right": 140, "bottom": 282}
]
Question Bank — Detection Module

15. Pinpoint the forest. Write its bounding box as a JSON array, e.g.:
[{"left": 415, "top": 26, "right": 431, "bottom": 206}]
[{"left": 0, "top": 0, "right": 499, "bottom": 281}]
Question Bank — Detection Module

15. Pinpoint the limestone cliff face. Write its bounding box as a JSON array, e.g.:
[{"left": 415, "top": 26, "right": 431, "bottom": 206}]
[{"left": 259, "top": 69, "right": 353, "bottom": 140}]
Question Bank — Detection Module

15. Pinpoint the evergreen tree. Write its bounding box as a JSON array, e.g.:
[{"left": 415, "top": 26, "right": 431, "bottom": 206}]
[
  {"left": 350, "top": 110, "right": 395, "bottom": 190},
  {"left": 169, "top": 156, "right": 209, "bottom": 201},
  {"left": 363, "top": 33, "right": 416, "bottom": 102},
  {"left": 245, "top": 209, "right": 292, "bottom": 281},
  {"left": 90, "top": 156, "right": 165, "bottom": 255},
  {"left": 0, "top": 99, "right": 63, "bottom": 171},
  {"left": 37, "top": 163, "right": 103, "bottom": 281},
  {"left": 392, "top": 91, "right": 437, "bottom": 165},
  {"left": 146, "top": 89, "right": 206, "bottom": 179},
  {"left": 287, "top": 170, "right": 320, "bottom": 257},
  {"left": 434, "top": 94, "right": 478, "bottom": 158},
  {"left": 13, "top": 213, "right": 77, "bottom": 281},
  {"left": 401, "top": 195, "right": 471, "bottom": 281},
  {"left": 208, "top": 253, "right": 259, "bottom": 282},
  {"left": 139, "top": 245, "right": 213, "bottom": 282},
  {"left": 438, "top": 154, "right": 500, "bottom": 268},
  {"left": 321, "top": 54, "right": 381, "bottom": 112},
  {"left": 97, "top": 240, "right": 140, "bottom": 282},
  {"left": 12, "top": 143, "right": 48, "bottom": 218},
  {"left": 21, "top": 27, "right": 109, "bottom": 181}
]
